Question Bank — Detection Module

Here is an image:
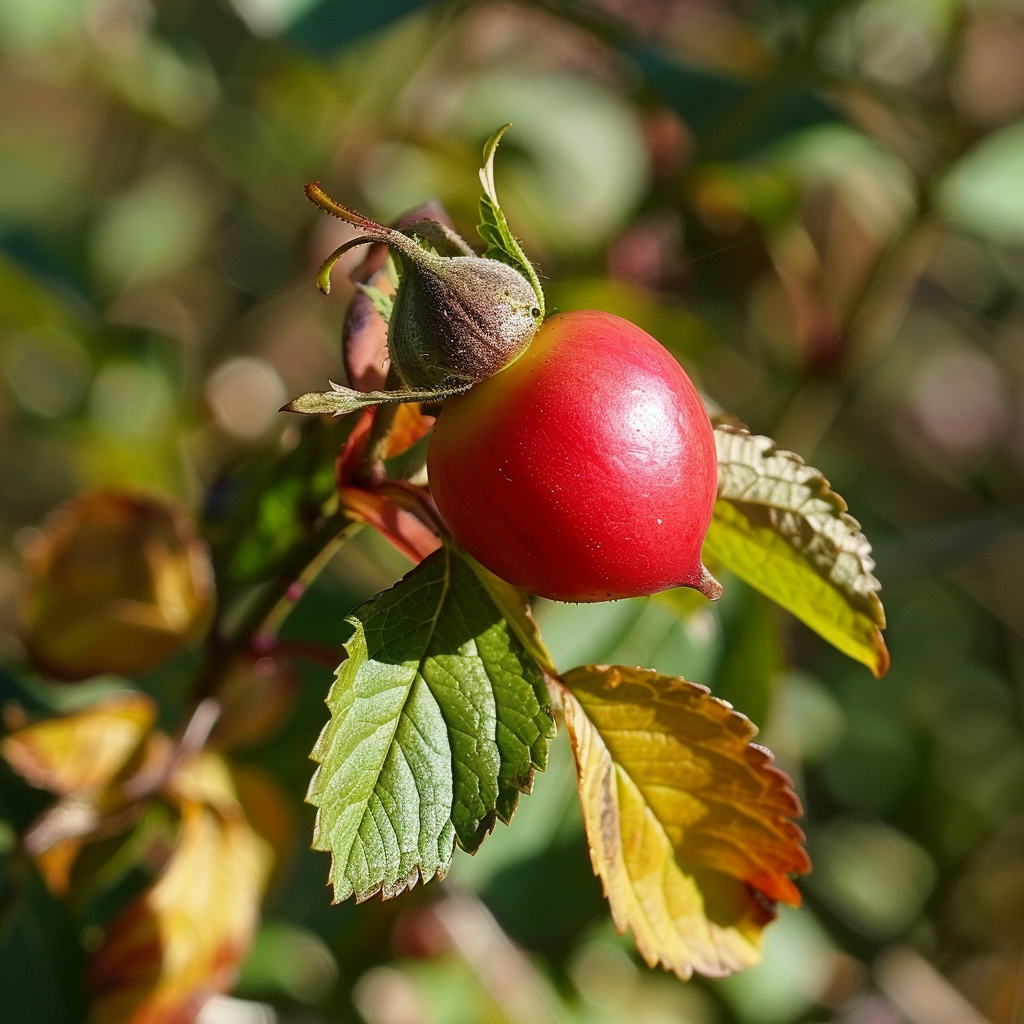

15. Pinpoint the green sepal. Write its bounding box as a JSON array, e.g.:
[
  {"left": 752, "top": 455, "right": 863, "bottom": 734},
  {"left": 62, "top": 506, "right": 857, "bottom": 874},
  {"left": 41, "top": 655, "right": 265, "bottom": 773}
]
[
  {"left": 281, "top": 379, "right": 472, "bottom": 417},
  {"left": 477, "top": 123, "right": 545, "bottom": 318}
]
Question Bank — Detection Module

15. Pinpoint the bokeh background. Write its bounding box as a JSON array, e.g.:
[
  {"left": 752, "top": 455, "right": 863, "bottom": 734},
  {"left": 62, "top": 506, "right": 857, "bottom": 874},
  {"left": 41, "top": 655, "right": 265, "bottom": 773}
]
[{"left": 4, "top": 0, "right": 1024, "bottom": 1022}]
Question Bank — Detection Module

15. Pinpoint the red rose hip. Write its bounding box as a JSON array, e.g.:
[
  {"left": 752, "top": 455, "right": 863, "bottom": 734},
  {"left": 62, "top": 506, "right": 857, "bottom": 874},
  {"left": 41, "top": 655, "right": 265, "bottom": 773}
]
[{"left": 427, "top": 310, "right": 720, "bottom": 602}]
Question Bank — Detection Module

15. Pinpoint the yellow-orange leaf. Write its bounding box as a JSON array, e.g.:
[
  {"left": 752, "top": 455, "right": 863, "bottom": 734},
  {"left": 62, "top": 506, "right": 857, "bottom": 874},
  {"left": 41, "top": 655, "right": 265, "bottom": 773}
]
[
  {"left": 1, "top": 691, "right": 156, "bottom": 795},
  {"left": 20, "top": 490, "right": 214, "bottom": 682},
  {"left": 87, "top": 752, "right": 273, "bottom": 1024},
  {"left": 560, "top": 665, "right": 809, "bottom": 981}
]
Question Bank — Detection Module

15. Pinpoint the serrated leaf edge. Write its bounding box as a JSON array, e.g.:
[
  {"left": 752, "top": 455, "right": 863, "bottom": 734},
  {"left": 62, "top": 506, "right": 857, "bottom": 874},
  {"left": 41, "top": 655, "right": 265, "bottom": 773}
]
[
  {"left": 307, "top": 547, "right": 554, "bottom": 904},
  {"left": 307, "top": 552, "right": 456, "bottom": 904},
  {"left": 712, "top": 418, "right": 885, "bottom": 629}
]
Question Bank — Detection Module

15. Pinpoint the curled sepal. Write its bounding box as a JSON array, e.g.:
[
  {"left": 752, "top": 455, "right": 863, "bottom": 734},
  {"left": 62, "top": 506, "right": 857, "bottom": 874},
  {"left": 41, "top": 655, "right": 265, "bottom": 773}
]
[
  {"left": 281, "top": 380, "right": 472, "bottom": 418},
  {"left": 477, "top": 123, "right": 545, "bottom": 319}
]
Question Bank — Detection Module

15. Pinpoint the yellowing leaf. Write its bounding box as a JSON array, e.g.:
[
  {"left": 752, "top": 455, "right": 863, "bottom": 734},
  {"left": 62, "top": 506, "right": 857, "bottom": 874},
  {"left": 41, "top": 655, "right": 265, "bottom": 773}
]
[
  {"left": 87, "top": 752, "right": 273, "bottom": 1024},
  {"left": 560, "top": 665, "right": 809, "bottom": 981},
  {"left": 1, "top": 691, "right": 156, "bottom": 795},
  {"left": 20, "top": 490, "right": 214, "bottom": 682},
  {"left": 707, "top": 420, "right": 888, "bottom": 677}
]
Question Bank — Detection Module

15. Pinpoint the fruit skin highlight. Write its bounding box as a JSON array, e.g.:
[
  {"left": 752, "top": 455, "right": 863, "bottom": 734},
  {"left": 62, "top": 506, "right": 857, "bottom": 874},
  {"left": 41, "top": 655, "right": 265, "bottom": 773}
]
[{"left": 427, "top": 310, "right": 721, "bottom": 603}]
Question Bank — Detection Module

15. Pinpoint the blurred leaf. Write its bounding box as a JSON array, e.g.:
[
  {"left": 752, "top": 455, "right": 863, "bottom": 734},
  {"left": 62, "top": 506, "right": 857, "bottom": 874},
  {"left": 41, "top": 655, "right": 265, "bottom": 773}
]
[
  {"left": 559, "top": 665, "right": 809, "bottom": 980},
  {"left": 455, "top": 71, "right": 649, "bottom": 253},
  {"left": 208, "top": 657, "right": 298, "bottom": 752},
  {"left": 306, "top": 545, "right": 554, "bottom": 903},
  {"left": 629, "top": 44, "right": 840, "bottom": 158},
  {"left": 0, "top": 252, "right": 86, "bottom": 333},
  {"left": 706, "top": 421, "right": 888, "bottom": 677},
  {"left": 205, "top": 417, "right": 348, "bottom": 589},
  {"left": 0, "top": 869, "right": 88, "bottom": 1024},
  {"left": 547, "top": 278, "right": 716, "bottom": 364},
  {"left": 477, "top": 124, "right": 545, "bottom": 317},
  {"left": 714, "top": 905, "right": 838, "bottom": 1024},
  {"left": 286, "top": 0, "right": 430, "bottom": 52},
  {"left": 714, "top": 585, "right": 781, "bottom": 727},
  {"left": 236, "top": 919, "right": 336, "bottom": 1004},
  {"left": 229, "top": 763, "right": 297, "bottom": 894},
  {"left": 652, "top": 586, "right": 710, "bottom": 620},
  {"left": 807, "top": 818, "right": 936, "bottom": 938},
  {"left": 21, "top": 491, "right": 214, "bottom": 682},
  {"left": 85, "top": 752, "right": 271, "bottom": 1024},
  {"left": 90, "top": 168, "right": 217, "bottom": 290},
  {"left": 1, "top": 691, "right": 155, "bottom": 796},
  {"left": 64, "top": 803, "right": 174, "bottom": 910},
  {"left": 936, "top": 120, "right": 1024, "bottom": 244}
]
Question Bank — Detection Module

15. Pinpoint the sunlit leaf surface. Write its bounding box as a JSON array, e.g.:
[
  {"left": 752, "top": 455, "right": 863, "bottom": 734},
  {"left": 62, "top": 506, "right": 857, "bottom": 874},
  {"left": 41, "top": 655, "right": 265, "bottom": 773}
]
[
  {"left": 560, "top": 665, "right": 809, "bottom": 980},
  {"left": 307, "top": 545, "right": 554, "bottom": 903},
  {"left": 706, "top": 420, "right": 889, "bottom": 676}
]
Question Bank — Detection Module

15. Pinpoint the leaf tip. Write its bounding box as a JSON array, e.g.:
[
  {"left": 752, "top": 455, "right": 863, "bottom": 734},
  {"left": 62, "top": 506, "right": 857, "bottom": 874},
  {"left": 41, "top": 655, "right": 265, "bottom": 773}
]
[{"left": 871, "top": 631, "right": 891, "bottom": 678}]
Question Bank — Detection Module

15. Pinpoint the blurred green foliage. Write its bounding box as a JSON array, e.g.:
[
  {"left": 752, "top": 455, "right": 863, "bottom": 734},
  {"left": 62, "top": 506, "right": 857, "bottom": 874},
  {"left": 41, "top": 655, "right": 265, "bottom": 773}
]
[{"left": 4, "top": 0, "right": 1024, "bottom": 1022}]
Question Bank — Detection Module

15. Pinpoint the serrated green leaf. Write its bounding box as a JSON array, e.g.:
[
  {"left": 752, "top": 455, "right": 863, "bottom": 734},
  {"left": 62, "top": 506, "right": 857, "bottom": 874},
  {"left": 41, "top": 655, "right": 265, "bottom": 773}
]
[
  {"left": 477, "top": 123, "right": 545, "bottom": 317},
  {"left": 464, "top": 554, "right": 558, "bottom": 678},
  {"left": 307, "top": 545, "right": 554, "bottom": 903},
  {"left": 705, "top": 420, "right": 888, "bottom": 677}
]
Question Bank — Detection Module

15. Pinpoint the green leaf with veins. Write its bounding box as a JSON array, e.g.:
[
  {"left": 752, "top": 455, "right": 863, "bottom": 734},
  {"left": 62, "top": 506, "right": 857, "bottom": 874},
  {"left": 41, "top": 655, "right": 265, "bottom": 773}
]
[
  {"left": 464, "top": 555, "right": 558, "bottom": 679},
  {"left": 477, "top": 123, "right": 545, "bottom": 318},
  {"left": 704, "top": 418, "right": 888, "bottom": 677},
  {"left": 307, "top": 544, "right": 554, "bottom": 903}
]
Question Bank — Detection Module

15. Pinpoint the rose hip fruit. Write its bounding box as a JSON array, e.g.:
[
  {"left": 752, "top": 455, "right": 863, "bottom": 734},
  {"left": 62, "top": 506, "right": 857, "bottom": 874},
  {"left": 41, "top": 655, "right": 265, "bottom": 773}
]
[{"left": 427, "top": 310, "right": 721, "bottom": 602}]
